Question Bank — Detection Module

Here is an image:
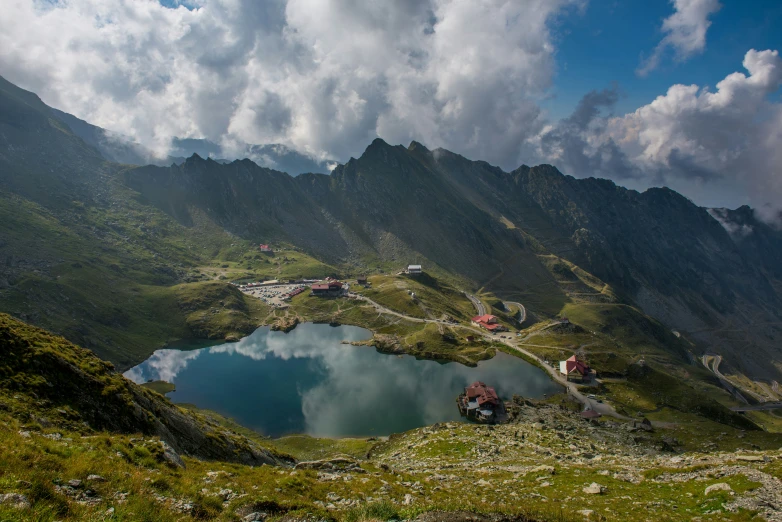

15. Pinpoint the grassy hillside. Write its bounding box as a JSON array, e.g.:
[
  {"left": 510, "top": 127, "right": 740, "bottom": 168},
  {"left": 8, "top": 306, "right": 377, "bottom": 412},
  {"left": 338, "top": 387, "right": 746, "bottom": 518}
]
[
  {"left": 0, "top": 177, "right": 283, "bottom": 370},
  {"left": 354, "top": 273, "right": 476, "bottom": 321},
  {"left": 0, "top": 314, "right": 289, "bottom": 465}
]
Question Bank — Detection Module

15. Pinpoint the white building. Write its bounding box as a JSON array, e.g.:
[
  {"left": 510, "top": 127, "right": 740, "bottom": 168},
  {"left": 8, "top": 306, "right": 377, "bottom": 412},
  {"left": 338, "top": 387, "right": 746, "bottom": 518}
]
[{"left": 407, "top": 264, "right": 422, "bottom": 275}]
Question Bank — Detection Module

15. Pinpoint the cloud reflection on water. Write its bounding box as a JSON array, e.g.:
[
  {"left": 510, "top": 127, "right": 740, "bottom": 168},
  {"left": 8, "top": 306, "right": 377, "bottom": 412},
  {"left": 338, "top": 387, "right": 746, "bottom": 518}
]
[
  {"left": 124, "top": 348, "right": 203, "bottom": 383},
  {"left": 124, "top": 324, "right": 559, "bottom": 437}
]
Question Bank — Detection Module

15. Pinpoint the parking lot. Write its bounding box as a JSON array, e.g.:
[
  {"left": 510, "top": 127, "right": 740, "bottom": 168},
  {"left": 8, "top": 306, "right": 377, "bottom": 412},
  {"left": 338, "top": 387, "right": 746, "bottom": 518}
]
[{"left": 238, "top": 284, "right": 307, "bottom": 308}]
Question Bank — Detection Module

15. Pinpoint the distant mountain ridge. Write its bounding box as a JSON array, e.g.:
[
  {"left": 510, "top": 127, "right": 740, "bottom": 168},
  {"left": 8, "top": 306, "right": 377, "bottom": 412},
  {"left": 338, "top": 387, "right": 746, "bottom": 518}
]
[
  {"left": 1, "top": 74, "right": 781, "bottom": 381},
  {"left": 40, "top": 93, "right": 330, "bottom": 175},
  {"left": 168, "top": 138, "right": 330, "bottom": 175}
]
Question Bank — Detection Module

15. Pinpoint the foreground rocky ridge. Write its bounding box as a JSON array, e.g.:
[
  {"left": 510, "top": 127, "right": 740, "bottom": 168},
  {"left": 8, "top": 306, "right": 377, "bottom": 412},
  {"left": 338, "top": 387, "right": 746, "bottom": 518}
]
[
  {"left": 371, "top": 402, "right": 782, "bottom": 521},
  {"left": 0, "top": 313, "right": 288, "bottom": 467}
]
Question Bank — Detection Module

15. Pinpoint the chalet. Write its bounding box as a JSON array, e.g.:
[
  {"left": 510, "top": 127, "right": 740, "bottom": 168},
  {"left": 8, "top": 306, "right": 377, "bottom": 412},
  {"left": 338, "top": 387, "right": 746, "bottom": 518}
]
[
  {"left": 311, "top": 280, "right": 344, "bottom": 296},
  {"left": 407, "top": 264, "right": 422, "bottom": 275},
  {"left": 357, "top": 276, "right": 369, "bottom": 285},
  {"left": 471, "top": 314, "right": 507, "bottom": 332},
  {"left": 559, "top": 355, "right": 591, "bottom": 382},
  {"left": 259, "top": 244, "right": 273, "bottom": 253},
  {"left": 458, "top": 381, "right": 501, "bottom": 422}
]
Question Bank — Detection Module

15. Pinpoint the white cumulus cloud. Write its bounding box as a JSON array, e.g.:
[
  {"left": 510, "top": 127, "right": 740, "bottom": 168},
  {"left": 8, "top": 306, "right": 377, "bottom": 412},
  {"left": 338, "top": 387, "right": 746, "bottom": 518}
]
[
  {"left": 637, "top": 0, "right": 722, "bottom": 77},
  {"left": 535, "top": 49, "right": 782, "bottom": 223},
  {"left": 0, "top": 0, "right": 580, "bottom": 167}
]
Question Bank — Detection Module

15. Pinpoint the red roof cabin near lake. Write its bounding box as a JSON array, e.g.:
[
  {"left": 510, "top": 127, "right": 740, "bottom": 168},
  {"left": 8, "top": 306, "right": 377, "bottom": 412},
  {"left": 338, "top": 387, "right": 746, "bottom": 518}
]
[
  {"left": 458, "top": 381, "right": 503, "bottom": 423},
  {"left": 559, "top": 355, "right": 591, "bottom": 382},
  {"left": 471, "top": 314, "right": 507, "bottom": 332}
]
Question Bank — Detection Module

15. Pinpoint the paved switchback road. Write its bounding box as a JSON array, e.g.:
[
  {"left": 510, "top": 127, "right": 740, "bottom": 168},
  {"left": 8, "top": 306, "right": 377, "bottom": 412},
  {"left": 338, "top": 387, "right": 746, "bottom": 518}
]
[
  {"left": 702, "top": 354, "right": 750, "bottom": 404},
  {"left": 503, "top": 301, "right": 526, "bottom": 323}
]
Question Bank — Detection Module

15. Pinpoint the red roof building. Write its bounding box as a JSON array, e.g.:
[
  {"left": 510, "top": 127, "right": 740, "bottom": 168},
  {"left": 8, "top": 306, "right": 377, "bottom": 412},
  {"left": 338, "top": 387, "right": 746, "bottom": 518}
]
[
  {"left": 471, "top": 314, "right": 507, "bottom": 332},
  {"left": 559, "top": 355, "right": 591, "bottom": 381},
  {"left": 458, "top": 381, "right": 505, "bottom": 423},
  {"left": 465, "top": 381, "right": 500, "bottom": 407},
  {"left": 311, "top": 281, "right": 344, "bottom": 295},
  {"left": 259, "top": 244, "right": 272, "bottom": 252}
]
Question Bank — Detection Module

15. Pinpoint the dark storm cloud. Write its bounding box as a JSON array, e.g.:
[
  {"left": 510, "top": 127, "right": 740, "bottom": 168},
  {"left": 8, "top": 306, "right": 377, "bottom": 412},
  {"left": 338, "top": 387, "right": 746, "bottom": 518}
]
[{"left": 536, "top": 86, "right": 642, "bottom": 180}]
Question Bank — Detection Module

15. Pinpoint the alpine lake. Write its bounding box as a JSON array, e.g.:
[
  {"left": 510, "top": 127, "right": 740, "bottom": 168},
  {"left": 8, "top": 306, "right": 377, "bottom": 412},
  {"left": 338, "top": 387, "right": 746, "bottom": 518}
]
[{"left": 125, "top": 323, "right": 561, "bottom": 438}]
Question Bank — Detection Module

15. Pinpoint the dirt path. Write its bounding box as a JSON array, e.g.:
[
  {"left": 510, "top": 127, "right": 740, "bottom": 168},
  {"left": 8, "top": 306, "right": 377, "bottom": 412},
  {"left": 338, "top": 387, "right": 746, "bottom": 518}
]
[{"left": 351, "top": 294, "right": 486, "bottom": 336}]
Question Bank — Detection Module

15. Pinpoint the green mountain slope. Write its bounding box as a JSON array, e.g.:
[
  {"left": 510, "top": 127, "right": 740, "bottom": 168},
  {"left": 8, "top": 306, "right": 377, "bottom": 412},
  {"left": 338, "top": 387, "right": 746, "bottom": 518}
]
[
  {"left": 2, "top": 73, "right": 781, "bottom": 386},
  {"left": 0, "top": 313, "right": 288, "bottom": 466},
  {"left": 0, "top": 77, "right": 275, "bottom": 369},
  {"left": 122, "top": 137, "right": 782, "bottom": 381}
]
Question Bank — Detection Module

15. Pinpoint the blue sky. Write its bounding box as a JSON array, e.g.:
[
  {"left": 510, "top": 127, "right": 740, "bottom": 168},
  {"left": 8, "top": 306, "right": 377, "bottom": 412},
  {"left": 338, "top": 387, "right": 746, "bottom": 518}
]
[{"left": 546, "top": 0, "right": 782, "bottom": 119}]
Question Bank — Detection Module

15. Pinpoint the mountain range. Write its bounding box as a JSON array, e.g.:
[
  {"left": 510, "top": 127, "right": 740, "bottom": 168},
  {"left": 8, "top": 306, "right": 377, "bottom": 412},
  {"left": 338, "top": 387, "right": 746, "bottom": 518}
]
[{"left": 1, "top": 73, "right": 780, "bottom": 382}]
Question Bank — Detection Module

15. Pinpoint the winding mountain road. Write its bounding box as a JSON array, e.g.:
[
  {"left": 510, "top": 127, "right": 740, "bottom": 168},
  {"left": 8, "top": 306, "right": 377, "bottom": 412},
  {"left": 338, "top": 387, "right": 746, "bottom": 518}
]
[
  {"left": 506, "top": 342, "right": 630, "bottom": 420},
  {"left": 503, "top": 301, "right": 527, "bottom": 323},
  {"left": 702, "top": 354, "right": 750, "bottom": 404},
  {"left": 465, "top": 293, "right": 486, "bottom": 316}
]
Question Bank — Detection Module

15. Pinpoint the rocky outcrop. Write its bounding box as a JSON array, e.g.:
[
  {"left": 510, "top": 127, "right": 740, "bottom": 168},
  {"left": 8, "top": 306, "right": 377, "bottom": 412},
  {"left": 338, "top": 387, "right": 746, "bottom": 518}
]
[
  {"left": 0, "top": 493, "right": 30, "bottom": 510},
  {"left": 270, "top": 316, "right": 299, "bottom": 333},
  {"left": 294, "top": 458, "right": 365, "bottom": 473},
  {"left": 583, "top": 482, "right": 606, "bottom": 495}
]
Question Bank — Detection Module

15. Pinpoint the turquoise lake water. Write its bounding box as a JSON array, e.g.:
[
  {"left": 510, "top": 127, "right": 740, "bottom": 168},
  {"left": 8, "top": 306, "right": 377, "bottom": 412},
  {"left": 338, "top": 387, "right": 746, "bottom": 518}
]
[{"left": 124, "top": 323, "right": 560, "bottom": 437}]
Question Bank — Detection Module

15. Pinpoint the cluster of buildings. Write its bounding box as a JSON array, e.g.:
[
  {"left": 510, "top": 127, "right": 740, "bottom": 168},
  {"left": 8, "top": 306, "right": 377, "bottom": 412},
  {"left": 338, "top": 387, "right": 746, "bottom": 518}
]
[
  {"left": 458, "top": 381, "right": 503, "bottom": 423},
  {"left": 471, "top": 314, "right": 508, "bottom": 332},
  {"left": 286, "top": 286, "right": 307, "bottom": 299}
]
